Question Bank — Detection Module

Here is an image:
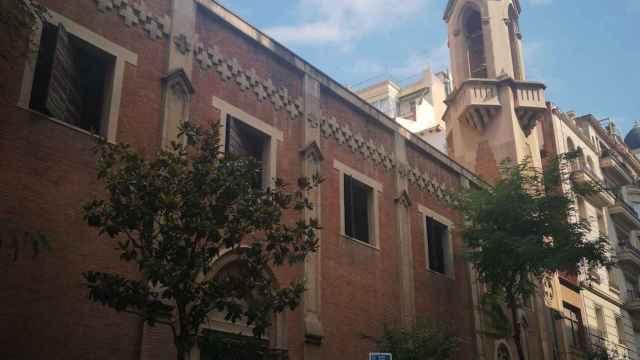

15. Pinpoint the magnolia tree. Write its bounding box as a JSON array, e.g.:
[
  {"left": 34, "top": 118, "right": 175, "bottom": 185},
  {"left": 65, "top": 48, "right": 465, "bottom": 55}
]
[
  {"left": 455, "top": 154, "right": 611, "bottom": 360},
  {"left": 82, "top": 123, "right": 320, "bottom": 360}
]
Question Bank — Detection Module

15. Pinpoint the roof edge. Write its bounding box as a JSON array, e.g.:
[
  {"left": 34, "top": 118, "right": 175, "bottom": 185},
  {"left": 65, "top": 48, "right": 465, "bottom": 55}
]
[{"left": 198, "top": 0, "right": 485, "bottom": 188}]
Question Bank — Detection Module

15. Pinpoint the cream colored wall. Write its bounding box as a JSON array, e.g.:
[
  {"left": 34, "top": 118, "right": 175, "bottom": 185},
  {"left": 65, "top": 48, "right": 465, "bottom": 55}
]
[
  {"left": 583, "top": 292, "right": 637, "bottom": 359},
  {"left": 446, "top": 0, "right": 524, "bottom": 88}
]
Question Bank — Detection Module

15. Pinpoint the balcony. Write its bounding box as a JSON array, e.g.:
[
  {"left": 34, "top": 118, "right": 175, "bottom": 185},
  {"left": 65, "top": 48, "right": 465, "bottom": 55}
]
[
  {"left": 449, "top": 79, "right": 501, "bottom": 131},
  {"left": 589, "top": 333, "right": 633, "bottom": 360},
  {"left": 570, "top": 162, "right": 615, "bottom": 207},
  {"left": 617, "top": 241, "right": 640, "bottom": 273},
  {"left": 609, "top": 194, "right": 640, "bottom": 231},
  {"left": 444, "top": 78, "right": 545, "bottom": 134},
  {"left": 601, "top": 148, "right": 634, "bottom": 186},
  {"left": 513, "top": 81, "right": 547, "bottom": 135}
]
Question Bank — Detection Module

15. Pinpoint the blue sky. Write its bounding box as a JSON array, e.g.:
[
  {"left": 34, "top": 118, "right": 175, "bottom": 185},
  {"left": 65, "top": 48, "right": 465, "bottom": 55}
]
[{"left": 215, "top": 0, "right": 640, "bottom": 135}]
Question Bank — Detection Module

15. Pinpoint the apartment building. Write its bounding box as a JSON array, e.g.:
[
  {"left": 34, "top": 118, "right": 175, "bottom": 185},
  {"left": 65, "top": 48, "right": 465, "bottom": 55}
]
[
  {"left": 355, "top": 69, "right": 451, "bottom": 153},
  {"left": 539, "top": 106, "right": 640, "bottom": 359}
]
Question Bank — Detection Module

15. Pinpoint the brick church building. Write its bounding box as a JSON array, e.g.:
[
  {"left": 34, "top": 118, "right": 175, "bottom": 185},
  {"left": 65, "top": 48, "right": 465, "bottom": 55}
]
[{"left": 0, "top": 0, "right": 601, "bottom": 359}]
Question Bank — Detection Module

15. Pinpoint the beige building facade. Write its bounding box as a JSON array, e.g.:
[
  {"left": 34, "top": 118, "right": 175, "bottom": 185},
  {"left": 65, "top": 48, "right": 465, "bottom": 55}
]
[{"left": 356, "top": 68, "right": 451, "bottom": 153}]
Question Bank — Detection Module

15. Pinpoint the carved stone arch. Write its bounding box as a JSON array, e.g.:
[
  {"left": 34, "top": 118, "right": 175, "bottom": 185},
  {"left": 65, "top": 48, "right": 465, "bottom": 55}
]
[
  {"left": 202, "top": 248, "right": 288, "bottom": 353},
  {"left": 494, "top": 340, "right": 513, "bottom": 360},
  {"left": 459, "top": 2, "right": 488, "bottom": 79},
  {"left": 161, "top": 68, "right": 194, "bottom": 148},
  {"left": 507, "top": 3, "right": 523, "bottom": 80}
]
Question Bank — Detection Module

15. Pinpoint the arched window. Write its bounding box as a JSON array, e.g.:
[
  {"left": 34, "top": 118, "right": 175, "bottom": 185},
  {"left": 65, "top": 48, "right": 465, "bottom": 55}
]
[
  {"left": 508, "top": 5, "right": 523, "bottom": 80},
  {"left": 463, "top": 7, "right": 487, "bottom": 78},
  {"left": 201, "top": 254, "right": 287, "bottom": 359}
]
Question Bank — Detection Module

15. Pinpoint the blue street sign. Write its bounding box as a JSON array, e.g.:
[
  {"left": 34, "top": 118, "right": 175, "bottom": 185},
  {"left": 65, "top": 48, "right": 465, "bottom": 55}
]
[{"left": 369, "top": 353, "right": 392, "bottom": 360}]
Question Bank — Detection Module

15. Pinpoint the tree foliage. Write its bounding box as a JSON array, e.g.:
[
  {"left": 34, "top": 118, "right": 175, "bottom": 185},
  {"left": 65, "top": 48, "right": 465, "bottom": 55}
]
[
  {"left": 82, "top": 123, "right": 320, "bottom": 360},
  {"left": 455, "top": 153, "right": 611, "bottom": 360},
  {"left": 0, "top": 0, "right": 47, "bottom": 62},
  {"left": 368, "top": 321, "right": 461, "bottom": 360}
]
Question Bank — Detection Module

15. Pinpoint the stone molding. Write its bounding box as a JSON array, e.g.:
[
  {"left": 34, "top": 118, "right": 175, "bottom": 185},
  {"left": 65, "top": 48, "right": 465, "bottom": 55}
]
[
  {"left": 193, "top": 43, "right": 304, "bottom": 120},
  {"left": 91, "top": 0, "right": 456, "bottom": 202},
  {"left": 94, "top": 0, "right": 171, "bottom": 40}
]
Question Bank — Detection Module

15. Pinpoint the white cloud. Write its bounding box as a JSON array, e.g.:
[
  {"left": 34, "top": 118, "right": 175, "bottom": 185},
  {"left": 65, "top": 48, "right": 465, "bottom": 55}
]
[
  {"left": 390, "top": 42, "right": 449, "bottom": 78},
  {"left": 265, "top": 0, "right": 429, "bottom": 46}
]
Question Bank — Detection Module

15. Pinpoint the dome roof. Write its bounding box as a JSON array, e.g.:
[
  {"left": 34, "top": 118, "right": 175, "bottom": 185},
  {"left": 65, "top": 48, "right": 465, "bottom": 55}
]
[{"left": 625, "top": 122, "right": 640, "bottom": 150}]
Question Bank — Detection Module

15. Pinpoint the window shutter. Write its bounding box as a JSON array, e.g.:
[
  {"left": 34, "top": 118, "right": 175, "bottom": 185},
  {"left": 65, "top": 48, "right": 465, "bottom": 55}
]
[{"left": 46, "top": 24, "right": 83, "bottom": 126}]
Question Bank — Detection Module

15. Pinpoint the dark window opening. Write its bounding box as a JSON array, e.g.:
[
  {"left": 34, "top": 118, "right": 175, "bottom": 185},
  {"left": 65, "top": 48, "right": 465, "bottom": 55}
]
[
  {"left": 30, "top": 22, "right": 114, "bottom": 135},
  {"left": 464, "top": 9, "right": 487, "bottom": 78},
  {"left": 225, "top": 116, "right": 268, "bottom": 189},
  {"left": 563, "top": 303, "right": 585, "bottom": 350},
  {"left": 344, "top": 175, "right": 371, "bottom": 243},
  {"left": 426, "top": 216, "right": 447, "bottom": 274}
]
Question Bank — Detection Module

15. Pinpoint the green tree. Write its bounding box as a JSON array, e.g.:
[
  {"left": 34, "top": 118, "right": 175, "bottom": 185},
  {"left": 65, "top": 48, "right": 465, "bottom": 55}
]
[
  {"left": 368, "top": 321, "right": 461, "bottom": 360},
  {"left": 82, "top": 123, "right": 320, "bottom": 360},
  {"left": 0, "top": 0, "right": 47, "bottom": 62},
  {"left": 455, "top": 154, "right": 610, "bottom": 360}
]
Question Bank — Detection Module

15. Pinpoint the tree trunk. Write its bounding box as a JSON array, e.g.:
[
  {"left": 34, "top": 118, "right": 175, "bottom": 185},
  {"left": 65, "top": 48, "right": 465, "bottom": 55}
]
[{"left": 509, "top": 300, "right": 526, "bottom": 360}]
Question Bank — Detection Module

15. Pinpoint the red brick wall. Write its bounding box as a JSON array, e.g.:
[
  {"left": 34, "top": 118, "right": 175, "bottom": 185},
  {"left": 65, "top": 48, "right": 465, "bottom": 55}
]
[
  {"left": 0, "top": 0, "right": 170, "bottom": 358},
  {"left": 0, "top": 2, "right": 478, "bottom": 360}
]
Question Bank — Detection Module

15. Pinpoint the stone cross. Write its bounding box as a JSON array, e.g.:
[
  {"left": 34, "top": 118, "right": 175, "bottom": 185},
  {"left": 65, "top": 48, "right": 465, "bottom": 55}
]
[
  {"left": 246, "top": 68, "right": 260, "bottom": 86},
  {"left": 286, "top": 101, "right": 299, "bottom": 119},
  {"left": 120, "top": 5, "right": 139, "bottom": 27},
  {"left": 216, "top": 61, "right": 232, "bottom": 81},
  {"left": 157, "top": 14, "right": 171, "bottom": 36},
  {"left": 228, "top": 58, "right": 241, "bottom": 75},
  {"left": 254, "top": 83, "right": 267, "bottom": 102},
  {"left": 263, "top": 79, "right": 276, "bottom": 96},
  {"left": 320, "top": 118, "right": 332, "bottom": 139},
  {"left": 133, "top": 0, "right": 149, "bottom": 23},
  {"left": 144, "top": 19, "right": 163, "bottom": 40},
  {"left": 236, "top": 72, "right": 251, "bottom": 91},
  {"left": 96, "top": 0, "right": 114, "bottom": 12},
  {"left": 208, "top": 46, "right": 222, "bottom": 65},
  {"left": 271, "top": 92, "right": 284, "bottom": 110},
  {"left": 174, "top": 34, "right": 192, "bottom": 55}
]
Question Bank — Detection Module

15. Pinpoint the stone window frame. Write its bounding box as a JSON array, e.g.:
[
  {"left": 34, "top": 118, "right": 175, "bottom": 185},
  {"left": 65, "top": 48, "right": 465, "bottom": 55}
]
[
  {"left": 418, "top": 204, "right": 455, "bottom": 279},
  {"left": 212, "top": 96, "right": 283, "bottom": 189},
  {"left": 18, "top": 8, "right": 138, "bottom": 143},
  {"left": 333, "top": 159, "right": 382, "bottom": 250}
]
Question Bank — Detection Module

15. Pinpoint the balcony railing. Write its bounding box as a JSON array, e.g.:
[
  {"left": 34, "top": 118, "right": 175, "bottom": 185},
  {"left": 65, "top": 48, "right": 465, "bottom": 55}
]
[
  {"left": 589, "top": 333, "right": 633, "bottom": 360},
  {"left": 601, "top": 148, "right": 634, "bottom": 186},
  {"left": 618, "top": 241, "right": 640, "bottom": 272},
  {"left": 569, "top": 162, "right": 616, "bottom": 207}
]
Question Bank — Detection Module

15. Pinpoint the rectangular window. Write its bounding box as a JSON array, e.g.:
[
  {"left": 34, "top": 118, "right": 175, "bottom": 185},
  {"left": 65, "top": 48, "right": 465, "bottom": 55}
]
[
  {"left": 563, "top": 303, "right": 583, "bottom": 349},
  {"left": 426, "top": 216, "right": 447, "bottom": 274},
  {"left": 30, "top": 22, "right": 115, "bottom": 135},
  {"left": 595, "top": 306, "right": 607, "bottom": 339},
  {"left": 616, "top": 317, "right": 626, "bottom": 345},
  {"left": 608, "top": 268, "right": 620, "bottom": 291},
  {"left": 225, "top": 115, "right": 269, "bottom": 189},
  {"left": 344, "top": 174, "right": 372, "bottom": 244}
]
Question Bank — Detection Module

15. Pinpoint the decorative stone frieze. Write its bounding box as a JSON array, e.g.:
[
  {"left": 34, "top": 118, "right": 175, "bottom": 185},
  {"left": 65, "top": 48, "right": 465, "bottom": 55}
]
[
  {"left": 91, "top": 0, "right": 454, "bottom": 202},
  {"left": 94, "top": 0, "right": 171, "bottom": 40},
  {"left": 192, "top": 43, "right": 303, "bottom": 120}
]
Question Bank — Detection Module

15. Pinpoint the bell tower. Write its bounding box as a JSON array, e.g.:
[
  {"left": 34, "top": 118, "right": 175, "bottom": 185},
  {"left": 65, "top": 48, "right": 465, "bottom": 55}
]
[{"left": 443, "top": 0, "right": 546, "bottom": 183}]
